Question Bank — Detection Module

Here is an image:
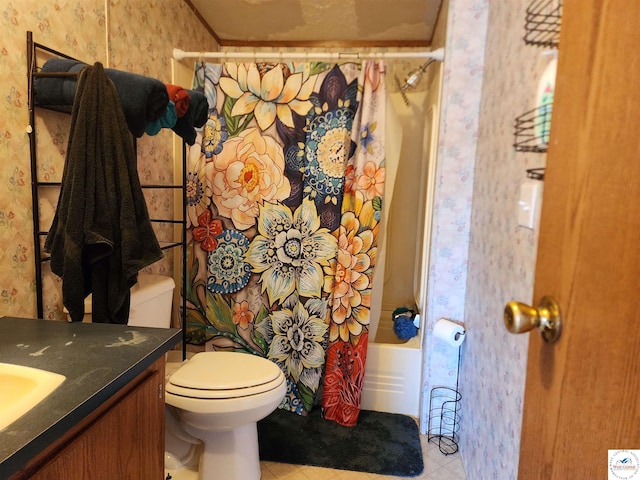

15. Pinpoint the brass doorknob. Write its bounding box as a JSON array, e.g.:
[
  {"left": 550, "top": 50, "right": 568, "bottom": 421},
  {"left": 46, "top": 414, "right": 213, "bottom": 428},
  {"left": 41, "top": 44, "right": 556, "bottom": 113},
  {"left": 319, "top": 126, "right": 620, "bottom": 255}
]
[{"left": 504, "top": 296, "right": 562, "bottom": 343}]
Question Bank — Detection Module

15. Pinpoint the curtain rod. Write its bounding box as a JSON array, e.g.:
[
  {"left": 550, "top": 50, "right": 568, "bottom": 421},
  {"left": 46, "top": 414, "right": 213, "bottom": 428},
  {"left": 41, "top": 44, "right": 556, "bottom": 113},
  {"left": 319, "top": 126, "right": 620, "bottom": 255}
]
[{"left": 172, "top": 47, "right": 445, "bottom": 62}]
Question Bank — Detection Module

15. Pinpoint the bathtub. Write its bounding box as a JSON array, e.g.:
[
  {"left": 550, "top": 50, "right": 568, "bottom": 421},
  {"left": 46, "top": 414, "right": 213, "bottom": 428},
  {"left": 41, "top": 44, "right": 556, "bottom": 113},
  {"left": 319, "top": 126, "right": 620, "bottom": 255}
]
[
  {"left": 361, "top": 309, "right": 422, "bottom": 417},
  {"left": 359, "top": 91, "right": 435, "bottom": 419}
]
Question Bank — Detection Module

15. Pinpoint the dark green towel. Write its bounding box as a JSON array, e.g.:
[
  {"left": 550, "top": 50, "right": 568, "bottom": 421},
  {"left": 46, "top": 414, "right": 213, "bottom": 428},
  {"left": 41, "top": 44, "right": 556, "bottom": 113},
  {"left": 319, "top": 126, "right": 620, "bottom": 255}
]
[{"left": 44, "top": 63, "right": 163, "bottom": 324}]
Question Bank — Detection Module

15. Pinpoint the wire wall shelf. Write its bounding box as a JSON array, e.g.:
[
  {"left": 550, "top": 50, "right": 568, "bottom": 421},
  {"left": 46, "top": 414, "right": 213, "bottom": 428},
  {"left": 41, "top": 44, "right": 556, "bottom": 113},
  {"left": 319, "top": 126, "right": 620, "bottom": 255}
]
[
  {"left": 526, "top": 168, "right": 545, "bottom": 181},
  {"left": 524, "top": 0, "right": 563, "bottom": 48},
  {"left": 513, "top": 105, "right": 553, "bottom": 153}
]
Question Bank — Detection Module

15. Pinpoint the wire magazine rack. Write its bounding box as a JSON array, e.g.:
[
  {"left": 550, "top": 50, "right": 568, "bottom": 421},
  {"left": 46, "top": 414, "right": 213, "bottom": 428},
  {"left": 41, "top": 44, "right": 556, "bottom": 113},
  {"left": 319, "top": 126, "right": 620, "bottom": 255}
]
[
  {"left": 427, "top": 342, "right": 464, "bottom": 455},
  {"left": 427, "top": 386, "right": 462, "bottom": 455}
]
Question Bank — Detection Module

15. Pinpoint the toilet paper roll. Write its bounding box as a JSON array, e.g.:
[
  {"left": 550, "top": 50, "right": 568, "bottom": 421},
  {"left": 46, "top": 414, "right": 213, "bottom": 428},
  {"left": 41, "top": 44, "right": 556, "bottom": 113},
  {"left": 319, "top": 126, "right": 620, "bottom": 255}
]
[{"left": 433, "top": 318, "right": 466, "bottom": 347}]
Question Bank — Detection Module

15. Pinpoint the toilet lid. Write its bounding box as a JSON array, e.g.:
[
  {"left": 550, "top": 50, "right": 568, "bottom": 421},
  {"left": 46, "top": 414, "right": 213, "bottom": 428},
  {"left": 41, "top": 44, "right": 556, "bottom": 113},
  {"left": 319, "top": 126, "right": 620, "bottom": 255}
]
[{"left": 166, "top": 351, "right": 285, "bottom": 399}]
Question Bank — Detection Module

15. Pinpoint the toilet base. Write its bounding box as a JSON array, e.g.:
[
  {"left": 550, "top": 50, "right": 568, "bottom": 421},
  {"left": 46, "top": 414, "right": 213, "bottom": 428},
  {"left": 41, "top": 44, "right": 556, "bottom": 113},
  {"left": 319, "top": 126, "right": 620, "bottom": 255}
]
[{"left": 188, "top": 422, "right": 261, "bottom": 480}]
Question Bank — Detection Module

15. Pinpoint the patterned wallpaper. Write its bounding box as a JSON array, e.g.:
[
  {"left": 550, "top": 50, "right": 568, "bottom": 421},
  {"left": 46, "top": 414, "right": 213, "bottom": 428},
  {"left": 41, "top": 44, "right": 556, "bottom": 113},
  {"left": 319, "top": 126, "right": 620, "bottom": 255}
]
[
  {"left": 455, "top": 1, "right": 550, "bottom": 479},
  {"left": 0, "top": 0, "right": 217, "bottom": 320},
  {"left": 419, "top": 0, "right": 553, "bottom": 478},
  {"left": 422, "top": 0, "right": 489, "bottom": 412}
]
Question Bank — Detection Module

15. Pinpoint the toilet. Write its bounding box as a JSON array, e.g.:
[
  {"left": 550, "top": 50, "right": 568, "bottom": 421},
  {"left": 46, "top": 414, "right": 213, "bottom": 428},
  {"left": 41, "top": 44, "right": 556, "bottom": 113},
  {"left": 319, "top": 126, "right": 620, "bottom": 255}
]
[
  {"left": 73, "top": 272, "right": 286, "bottom": 479},
  {"left": 164, "top": 351, "right": 286, "bottom": 480},
  {"left": 65, "top": 272, "right": 176, "bottom": 327}
]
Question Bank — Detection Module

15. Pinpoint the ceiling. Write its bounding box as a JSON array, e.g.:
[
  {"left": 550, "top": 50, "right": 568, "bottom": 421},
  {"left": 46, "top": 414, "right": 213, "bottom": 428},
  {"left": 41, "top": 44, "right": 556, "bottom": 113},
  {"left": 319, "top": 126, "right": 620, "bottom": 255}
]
[{"left": 187, "top": 0, "right": 443, "bottom": 46}]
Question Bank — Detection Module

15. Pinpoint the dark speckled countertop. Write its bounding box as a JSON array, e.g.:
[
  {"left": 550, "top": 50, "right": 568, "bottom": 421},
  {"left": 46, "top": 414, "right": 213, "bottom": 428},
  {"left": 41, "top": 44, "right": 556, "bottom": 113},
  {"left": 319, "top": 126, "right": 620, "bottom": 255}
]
[{"left": 0, "top": 316, "right": 181, "bottom": 478}]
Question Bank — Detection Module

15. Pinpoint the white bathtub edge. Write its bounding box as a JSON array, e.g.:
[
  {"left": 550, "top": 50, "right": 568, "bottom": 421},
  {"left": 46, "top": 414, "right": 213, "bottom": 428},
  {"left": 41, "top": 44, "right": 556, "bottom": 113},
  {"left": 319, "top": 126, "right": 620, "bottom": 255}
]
[{"left": 361, "top": 330, "right": 423, "bottom": 417}]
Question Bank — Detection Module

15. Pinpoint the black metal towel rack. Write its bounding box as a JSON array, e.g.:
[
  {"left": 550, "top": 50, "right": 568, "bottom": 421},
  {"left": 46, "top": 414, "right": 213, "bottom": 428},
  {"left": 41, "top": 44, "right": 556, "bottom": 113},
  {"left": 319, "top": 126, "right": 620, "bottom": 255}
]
[{"left": 26, "top": 31, "right": 188, "bottom": 356}]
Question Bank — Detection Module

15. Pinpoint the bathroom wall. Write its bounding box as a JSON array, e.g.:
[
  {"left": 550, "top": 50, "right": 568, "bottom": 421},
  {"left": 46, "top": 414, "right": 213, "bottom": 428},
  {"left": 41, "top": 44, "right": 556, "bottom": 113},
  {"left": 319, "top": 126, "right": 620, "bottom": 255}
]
[
  {"left": 0, "top": 1, "right": 217, "bottom": 320},
  {"left": 421, "top": 0, "right": 488, "bottom": 423},
  {"left": 421, "top": 0, "right": 552, "bottom": 478},
  {"left": 459, "top": 1, "right": 550, "bottom": 479}
]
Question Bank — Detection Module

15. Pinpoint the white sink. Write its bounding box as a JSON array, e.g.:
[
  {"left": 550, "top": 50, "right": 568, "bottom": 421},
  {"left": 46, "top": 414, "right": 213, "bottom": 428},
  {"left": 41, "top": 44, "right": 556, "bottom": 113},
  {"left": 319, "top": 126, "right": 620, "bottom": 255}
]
[{"left": 0, "top": 363, "right": 65, "bottom": 431}]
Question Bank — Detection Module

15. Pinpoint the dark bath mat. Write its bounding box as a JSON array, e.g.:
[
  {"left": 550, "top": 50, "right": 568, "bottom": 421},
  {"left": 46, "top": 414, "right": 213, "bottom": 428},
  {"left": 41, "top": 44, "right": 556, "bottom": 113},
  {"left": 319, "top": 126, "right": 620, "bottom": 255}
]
[{"left": 257, "top": 408, "right": 424, "bottom": 477}]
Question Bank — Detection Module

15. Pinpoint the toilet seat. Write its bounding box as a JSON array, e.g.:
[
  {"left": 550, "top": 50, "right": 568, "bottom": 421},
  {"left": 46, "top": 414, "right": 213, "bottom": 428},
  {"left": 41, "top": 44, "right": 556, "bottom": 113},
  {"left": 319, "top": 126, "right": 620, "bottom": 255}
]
[{"left": 166, "top": 351, "right": 285, "bottom": 399}]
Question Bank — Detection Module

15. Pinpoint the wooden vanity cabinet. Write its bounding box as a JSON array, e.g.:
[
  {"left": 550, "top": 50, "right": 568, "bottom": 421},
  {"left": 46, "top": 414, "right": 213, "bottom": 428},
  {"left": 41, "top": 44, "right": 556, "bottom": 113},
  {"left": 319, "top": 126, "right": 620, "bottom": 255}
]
[{"left": 12, "top": 357, "right": 166, "bottom": 480}]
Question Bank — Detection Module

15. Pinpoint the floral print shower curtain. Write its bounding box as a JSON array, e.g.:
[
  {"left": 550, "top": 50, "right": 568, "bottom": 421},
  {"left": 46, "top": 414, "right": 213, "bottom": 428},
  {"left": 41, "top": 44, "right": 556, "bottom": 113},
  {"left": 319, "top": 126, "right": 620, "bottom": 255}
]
[{"left": 183, "top": 59, "right": 385, "bottom": 426}]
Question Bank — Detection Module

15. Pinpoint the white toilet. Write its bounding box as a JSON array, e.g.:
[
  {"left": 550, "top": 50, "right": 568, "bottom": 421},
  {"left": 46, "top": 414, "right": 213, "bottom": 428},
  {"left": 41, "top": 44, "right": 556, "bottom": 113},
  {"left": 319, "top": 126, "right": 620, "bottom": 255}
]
[
  {"left": 164, "top": 351, "right": 287, "bottom": 480},
  {"left": 65, "top": 272, "right": 176, "bottom": 327},
  {"left": 76, "top": 272, "right": 286, "bottom": 479}
]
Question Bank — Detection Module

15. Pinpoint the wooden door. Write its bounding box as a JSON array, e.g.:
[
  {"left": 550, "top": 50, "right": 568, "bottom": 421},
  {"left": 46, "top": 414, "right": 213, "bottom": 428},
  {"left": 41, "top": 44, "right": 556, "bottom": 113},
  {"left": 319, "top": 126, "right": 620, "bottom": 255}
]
[{"left": 518, "top": 1, "right": 640, "bottom": 479}]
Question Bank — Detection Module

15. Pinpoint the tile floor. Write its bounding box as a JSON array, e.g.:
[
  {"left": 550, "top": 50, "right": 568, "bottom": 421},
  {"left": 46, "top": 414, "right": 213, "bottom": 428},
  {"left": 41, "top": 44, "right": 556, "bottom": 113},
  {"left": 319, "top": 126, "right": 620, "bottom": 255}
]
[
  {"left": 166, "top": 432, "right": 466, "bottom": 480},
  {"left": 260, "top": 434, "right": 467, "bottom": 480}
]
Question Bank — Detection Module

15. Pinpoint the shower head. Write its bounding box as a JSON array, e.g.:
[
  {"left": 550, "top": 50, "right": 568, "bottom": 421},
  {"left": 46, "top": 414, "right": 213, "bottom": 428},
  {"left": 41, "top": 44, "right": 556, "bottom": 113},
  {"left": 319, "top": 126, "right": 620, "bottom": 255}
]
[{"left": 395, "top": 58, "right": 438, "bottom": 107}]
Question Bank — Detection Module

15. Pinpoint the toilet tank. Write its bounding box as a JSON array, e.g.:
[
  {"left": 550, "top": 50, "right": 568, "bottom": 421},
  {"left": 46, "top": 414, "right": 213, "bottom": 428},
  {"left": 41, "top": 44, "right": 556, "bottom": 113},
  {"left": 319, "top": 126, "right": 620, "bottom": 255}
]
[{"left": 65, "top": 273, "right": 176, "bottom": 328}]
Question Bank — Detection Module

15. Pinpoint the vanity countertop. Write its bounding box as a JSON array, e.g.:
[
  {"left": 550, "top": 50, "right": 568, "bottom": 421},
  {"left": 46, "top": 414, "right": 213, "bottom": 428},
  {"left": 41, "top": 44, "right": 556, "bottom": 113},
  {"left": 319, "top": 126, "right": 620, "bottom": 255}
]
[{"left": 0, "top": 316, "right": 181, "bottom": 478}]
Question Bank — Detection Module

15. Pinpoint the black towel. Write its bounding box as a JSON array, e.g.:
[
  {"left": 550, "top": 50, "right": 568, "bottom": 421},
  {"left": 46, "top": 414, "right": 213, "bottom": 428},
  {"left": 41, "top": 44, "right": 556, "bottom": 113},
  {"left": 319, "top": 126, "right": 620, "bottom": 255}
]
[
  {"left": 35, "top": 58, "right": 169, "bottom": 138},
  {"left": 171, "top": 89, "right": 209, "bottom": 145},
  {"left": 44, "top": 63, "right": 163, "bottom": 324}
]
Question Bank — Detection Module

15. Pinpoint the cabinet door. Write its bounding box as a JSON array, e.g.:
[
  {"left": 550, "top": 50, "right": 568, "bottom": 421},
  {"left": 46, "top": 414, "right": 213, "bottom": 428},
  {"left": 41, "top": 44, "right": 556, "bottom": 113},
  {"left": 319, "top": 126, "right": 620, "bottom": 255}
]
[{"left": 31, "top": 366, "right": 165, "bottom": 480}]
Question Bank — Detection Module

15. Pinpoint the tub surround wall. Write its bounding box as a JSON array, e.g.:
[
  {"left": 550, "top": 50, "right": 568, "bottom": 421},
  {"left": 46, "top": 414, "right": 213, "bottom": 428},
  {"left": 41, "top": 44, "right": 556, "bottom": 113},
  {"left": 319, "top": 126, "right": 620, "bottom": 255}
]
[{"left": 380, "top": 91, "right": 430, "bottom": 314}]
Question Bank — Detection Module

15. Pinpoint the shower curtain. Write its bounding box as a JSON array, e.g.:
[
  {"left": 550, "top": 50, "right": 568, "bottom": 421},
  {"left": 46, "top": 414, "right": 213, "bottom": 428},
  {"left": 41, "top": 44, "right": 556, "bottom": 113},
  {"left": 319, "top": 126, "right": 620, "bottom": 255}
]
[{"left": 183, "top": 59, "right": 386, "bottom": 427}]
